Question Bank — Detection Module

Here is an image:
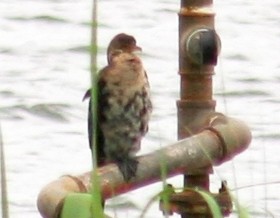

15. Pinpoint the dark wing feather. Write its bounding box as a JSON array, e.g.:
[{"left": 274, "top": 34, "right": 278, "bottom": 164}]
[{"left": 85, "top": 84, "right": 106, "bottom": 166}]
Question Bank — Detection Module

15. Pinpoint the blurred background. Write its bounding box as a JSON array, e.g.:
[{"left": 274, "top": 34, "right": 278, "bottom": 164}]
[{"left": 0, "top": 0, "right": 280, "bottom": 217}]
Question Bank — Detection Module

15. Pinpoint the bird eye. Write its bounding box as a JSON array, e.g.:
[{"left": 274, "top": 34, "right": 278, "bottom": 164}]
[
  {"left": 111, "top": 49, "right": 123, "bottom": 56},
  {"left": 108, "top": 50, "right": 123, "bottom": 62}
]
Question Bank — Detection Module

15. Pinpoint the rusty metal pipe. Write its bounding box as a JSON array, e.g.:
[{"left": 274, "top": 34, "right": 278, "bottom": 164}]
[
  {"left": 178, "top": 2, "right": 225, "bottom": 217},
  {"left": 37, "top": 116, "right": 251, "bottom": 218},
  {"left": 178, "top": 0, "right": 218, "bottom": 138}
]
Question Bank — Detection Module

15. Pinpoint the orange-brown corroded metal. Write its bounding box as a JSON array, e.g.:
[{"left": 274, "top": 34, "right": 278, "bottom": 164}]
[
  {"left": 177, "top": 0, "right": 224, "bottom": 217},
  {"left": 159, "top": 182, "right": 232, "bottom": 216},
  {"left": 178, "top": 0, "right": 216, "bottom": 140},
  {"left": 37, "top": 116, "right": 251, "bottom": 218}
]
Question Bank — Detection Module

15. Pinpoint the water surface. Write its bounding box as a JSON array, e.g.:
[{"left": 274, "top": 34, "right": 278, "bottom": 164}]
[{"left": 1, "top": 0, "right": 280, "bottom": 217}]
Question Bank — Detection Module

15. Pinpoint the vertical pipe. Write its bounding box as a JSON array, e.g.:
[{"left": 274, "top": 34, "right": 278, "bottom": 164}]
[
  {"left": 178, "top": 0, "right": 216, "bottom": 138},
  {"left": 178, "top": 0, "right": 216, "bottom": 217}
]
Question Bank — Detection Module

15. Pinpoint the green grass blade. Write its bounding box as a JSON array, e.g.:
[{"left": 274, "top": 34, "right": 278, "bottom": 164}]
[
  {"left": 61, "top": 0, "right": 103, "bottom": 217},
  {"left": 90, "top": 168, "right": 104, "bottom": 218},
  {"left": 195, "top": 189, "right": 223, "bottom": 218},
  {"left": 61, "top": 193, "right": 92, "bottom": 218},
  {"left": 158, "top": 150, "right": 170, "bottom": 216},
  {"left": 0, "top": 124, "right": 10, "bottom": 218},
  {"left": 89, "top": 0, "right": 104, "bottom": 217},
  {"left": 89, "top": 0, "right": 99, "bottom": 172},
  {"left": 230, "top": 195, "right": 250, "bottom": 218}
]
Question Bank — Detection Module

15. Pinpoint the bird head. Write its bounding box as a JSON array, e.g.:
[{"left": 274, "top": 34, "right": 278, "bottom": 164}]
[{"left": 107, "top": 33, "right": 142, "bottom": 63}]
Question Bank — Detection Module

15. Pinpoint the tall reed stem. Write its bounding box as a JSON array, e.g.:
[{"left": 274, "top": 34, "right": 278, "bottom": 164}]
[
  {"left": 1, "top": 125, "right": 9, "bottom": 218},
  {"left": 90, "top": 0, "right": 104, "bottom": 217}
]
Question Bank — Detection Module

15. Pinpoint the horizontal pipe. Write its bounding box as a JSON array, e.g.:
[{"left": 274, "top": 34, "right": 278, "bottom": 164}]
[{"left": 37, "top": 116, "right": 251, "bottom": 218}]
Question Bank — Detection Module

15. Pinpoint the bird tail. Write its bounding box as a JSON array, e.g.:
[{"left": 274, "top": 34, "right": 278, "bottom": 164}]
[{"left": 116, "top": 157, "right": 139, "bottom": 182}]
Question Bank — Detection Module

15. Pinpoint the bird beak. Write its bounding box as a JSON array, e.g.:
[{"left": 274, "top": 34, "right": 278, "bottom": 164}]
[
  {"left": 133, "top": 45, "right": 142, "bottom": 52},
  {"left": 132, "top": 46, "right": 142, "bottom": 57}
]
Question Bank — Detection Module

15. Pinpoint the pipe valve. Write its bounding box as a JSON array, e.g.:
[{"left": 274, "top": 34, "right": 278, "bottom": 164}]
[{"left": 186, "top": 28, "right": 221, "bottom": 66}]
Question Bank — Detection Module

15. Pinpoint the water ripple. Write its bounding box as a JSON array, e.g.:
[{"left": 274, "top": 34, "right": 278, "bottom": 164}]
[
  {"left": 8, "top": 15, "right": 68, "bottom": 23},
  {"left": 0, "top": 103, "right": 70, "bottom": 121}
]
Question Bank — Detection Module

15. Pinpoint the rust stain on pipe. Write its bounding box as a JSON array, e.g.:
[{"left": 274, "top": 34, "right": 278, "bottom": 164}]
[
  {"left": 37, "top": 117, "right": 251, "bottom": 218},
  {"left": 179, "top": 7, "right": 215, "bottom": 17}
]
